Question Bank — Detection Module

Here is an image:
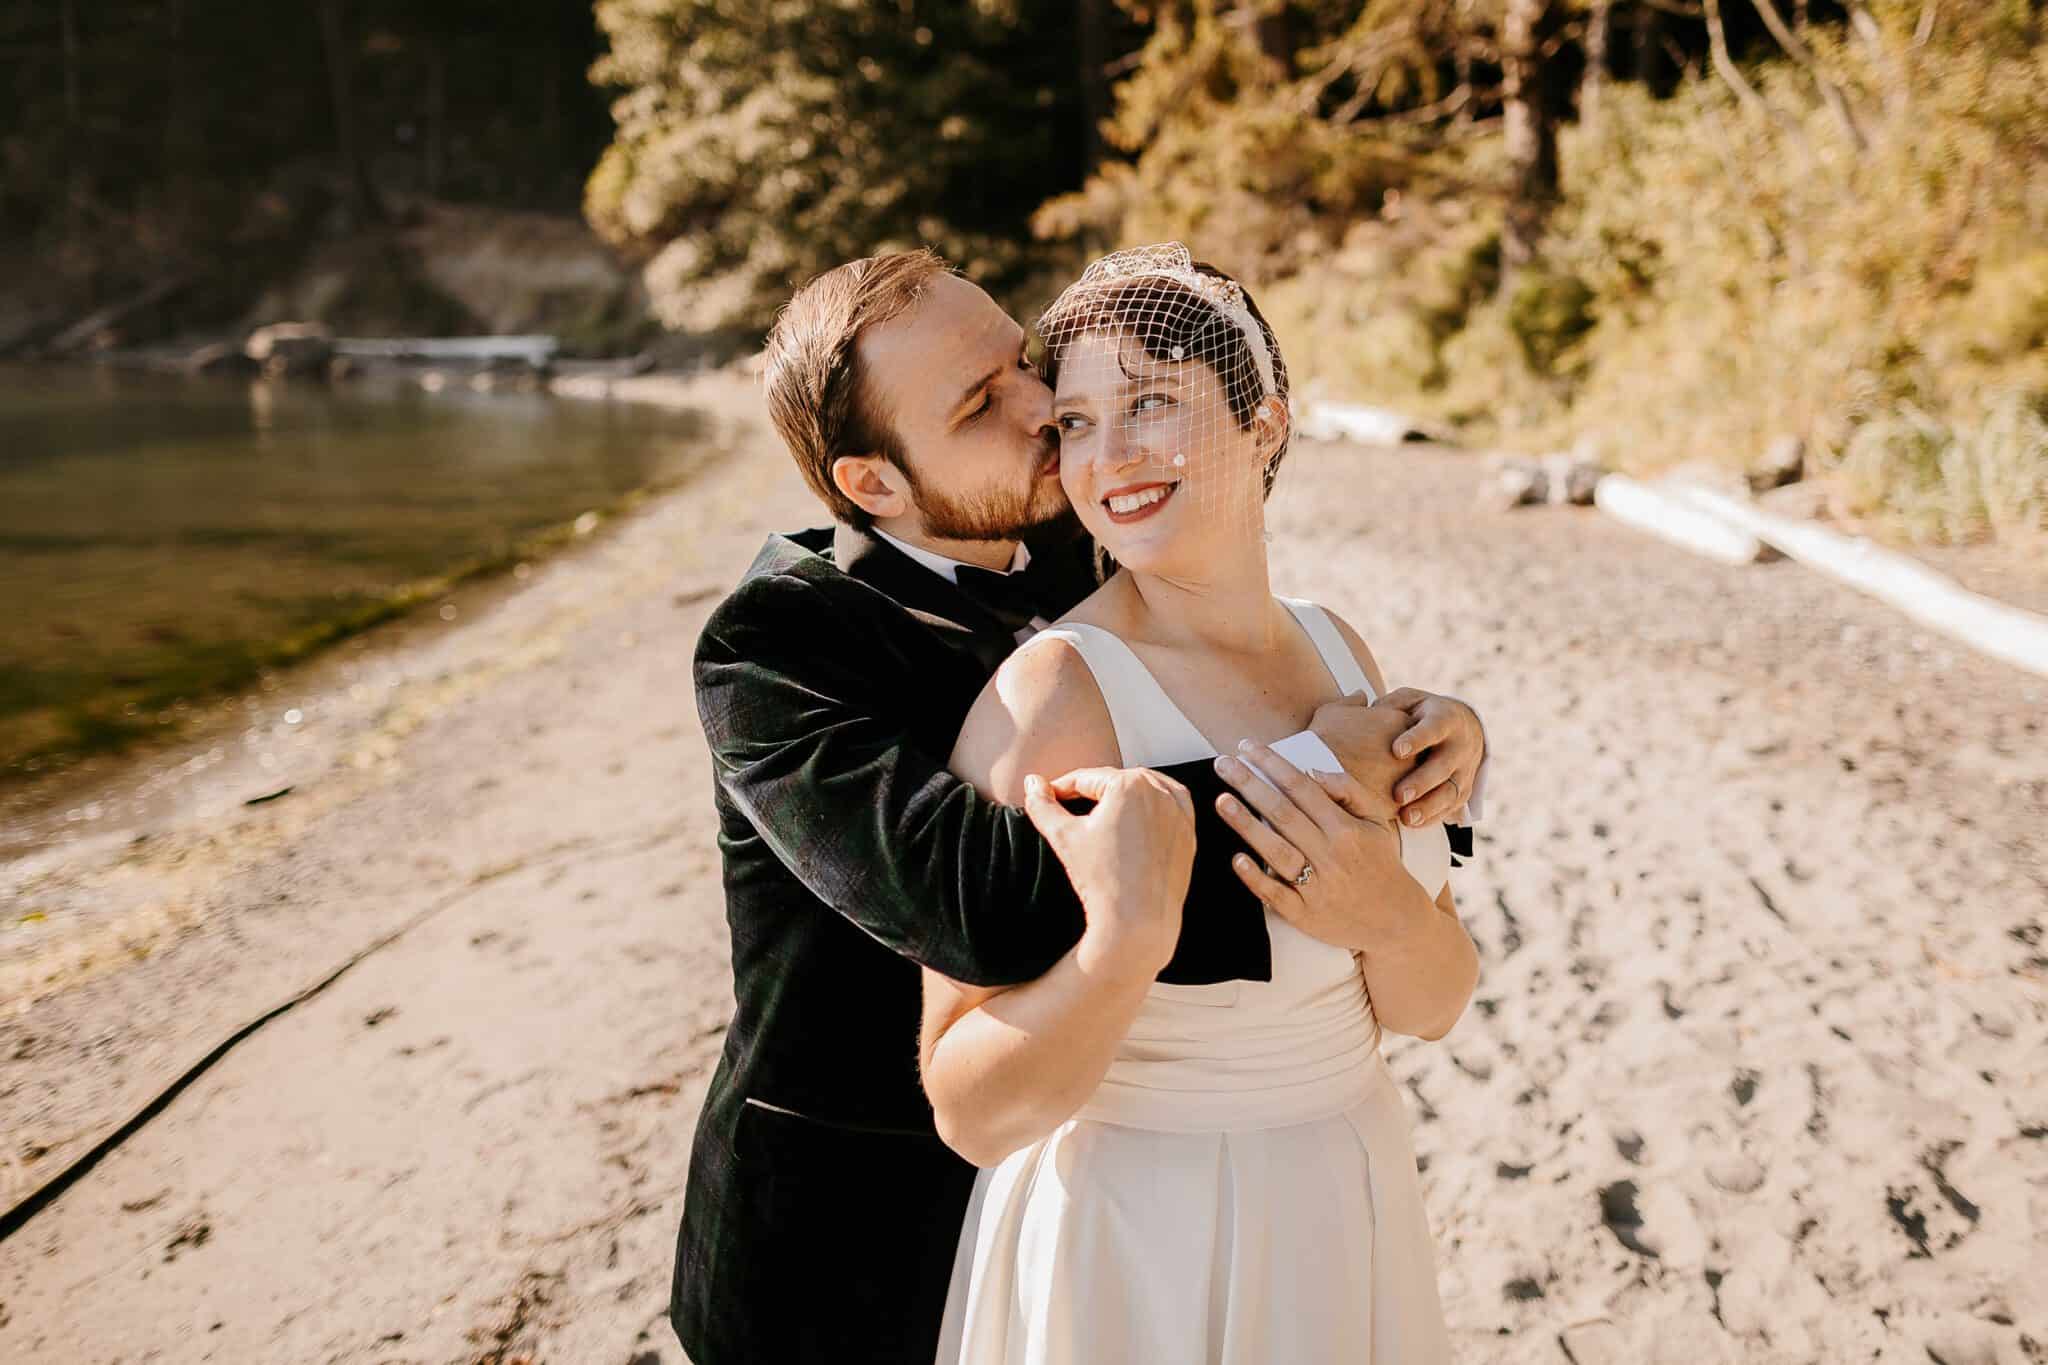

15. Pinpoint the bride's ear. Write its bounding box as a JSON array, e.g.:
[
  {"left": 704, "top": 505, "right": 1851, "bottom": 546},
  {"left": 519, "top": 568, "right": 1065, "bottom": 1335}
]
[{"left": 1251, "top": 397, "right": 1290, "bottom": 466}]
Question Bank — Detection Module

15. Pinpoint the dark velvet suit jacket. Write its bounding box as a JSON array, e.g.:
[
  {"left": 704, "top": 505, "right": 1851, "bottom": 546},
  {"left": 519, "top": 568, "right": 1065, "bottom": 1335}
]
[{"left": 668, "top": 523, "right": 1265, "bottom": 1363}]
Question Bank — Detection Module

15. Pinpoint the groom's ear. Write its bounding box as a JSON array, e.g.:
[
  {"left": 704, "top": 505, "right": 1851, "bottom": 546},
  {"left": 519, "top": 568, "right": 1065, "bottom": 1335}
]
[{"left": 831, "top": 453, "right": 913, "bottom": 522}]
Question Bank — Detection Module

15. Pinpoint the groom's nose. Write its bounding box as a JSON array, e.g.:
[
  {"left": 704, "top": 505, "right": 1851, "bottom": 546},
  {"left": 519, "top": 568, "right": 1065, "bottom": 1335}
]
[{"left": 1018, "top": 368, "right": 1053, "bottom": 426}]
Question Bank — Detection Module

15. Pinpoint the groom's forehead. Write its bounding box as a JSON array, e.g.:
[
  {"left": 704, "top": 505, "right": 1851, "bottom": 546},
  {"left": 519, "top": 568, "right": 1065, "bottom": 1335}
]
[{"left": 863, "top": 276, "right": 1021, "bottom": 402}]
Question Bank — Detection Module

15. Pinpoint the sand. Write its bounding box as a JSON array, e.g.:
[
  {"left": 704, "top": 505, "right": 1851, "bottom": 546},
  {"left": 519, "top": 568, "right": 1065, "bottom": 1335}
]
[{"left": 1, "top": 368, "right": 2042, "bottom": 1363}]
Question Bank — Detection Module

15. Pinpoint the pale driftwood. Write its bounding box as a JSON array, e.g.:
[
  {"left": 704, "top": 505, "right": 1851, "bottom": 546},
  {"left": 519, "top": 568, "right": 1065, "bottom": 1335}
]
[
  {"left": 1594, "top": 474, "right": 1767, "bottom": 564},
  {"left": 1294, "top": 400, "right": 1446, "bottom": 446},
  {"left": 43, "top": 276, "right": 193, "bottom": 354},
  {"left": 1296, "top": 401, "right": 1417, "bottom": 446},
  {"left": 333, "top": 335, "right": 558, "bottom": 367},
  {"left": 1673, "top": 485, "right": 2048, "bottom": 679}
]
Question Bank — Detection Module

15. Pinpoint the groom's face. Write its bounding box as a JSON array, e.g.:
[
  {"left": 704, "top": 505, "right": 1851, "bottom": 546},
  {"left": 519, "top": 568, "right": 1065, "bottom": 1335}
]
[{"left": 858, "top": 275, "right": 1070, "bottom": 542}]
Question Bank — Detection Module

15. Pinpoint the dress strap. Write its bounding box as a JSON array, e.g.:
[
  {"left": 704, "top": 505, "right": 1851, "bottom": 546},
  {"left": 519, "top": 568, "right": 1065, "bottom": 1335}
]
[
  {"left": 1015, "top": 625, "right": 1217, "bottom": 767},
  {"left": 1278, "top": 598, "right": 1376, "bottom": 701}
]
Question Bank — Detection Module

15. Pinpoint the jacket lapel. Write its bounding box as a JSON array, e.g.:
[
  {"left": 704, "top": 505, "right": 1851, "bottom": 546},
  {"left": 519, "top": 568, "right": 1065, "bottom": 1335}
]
[{"left": 831, "top": 524, "right": 1022, "bottom": 670}]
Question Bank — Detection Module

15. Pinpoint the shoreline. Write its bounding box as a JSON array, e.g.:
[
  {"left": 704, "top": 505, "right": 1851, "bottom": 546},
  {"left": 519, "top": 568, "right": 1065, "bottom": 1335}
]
[{"left": 0, "top": 364, "right": 751, "bottom": 854}]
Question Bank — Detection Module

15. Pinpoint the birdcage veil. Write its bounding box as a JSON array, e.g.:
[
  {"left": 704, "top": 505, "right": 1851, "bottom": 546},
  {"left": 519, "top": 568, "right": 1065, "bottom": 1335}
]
[{"left": 1036, "top": 243, "right": 1290, "bottom": 540}]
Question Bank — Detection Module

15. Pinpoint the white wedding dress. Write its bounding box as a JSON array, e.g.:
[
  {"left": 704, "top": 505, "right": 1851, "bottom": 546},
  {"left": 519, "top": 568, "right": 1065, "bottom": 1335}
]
[{"left": 934, "top": 598, "right": 1454, "bottom": 1365}]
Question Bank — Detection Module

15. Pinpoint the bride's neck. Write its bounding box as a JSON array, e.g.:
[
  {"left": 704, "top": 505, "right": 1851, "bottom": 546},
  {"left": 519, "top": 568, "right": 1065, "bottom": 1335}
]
[{"left": 1122, "top": 540, "right": 1283, "bottom": 655}]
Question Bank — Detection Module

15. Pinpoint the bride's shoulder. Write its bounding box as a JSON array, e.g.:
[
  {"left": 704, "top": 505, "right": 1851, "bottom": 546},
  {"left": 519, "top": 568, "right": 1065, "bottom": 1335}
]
[
  {"left": 1298, "top": 599, "right": 1392, "bottom": 698},
  {"left": 949, "top": 630, "right": 1120, "bottom": 806}
]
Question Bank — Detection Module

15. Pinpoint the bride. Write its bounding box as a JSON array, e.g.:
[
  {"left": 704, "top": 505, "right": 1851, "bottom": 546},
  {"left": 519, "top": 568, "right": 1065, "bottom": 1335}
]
[{"left": 921, "top": 244, "right": 1476, "bottom": 1363}]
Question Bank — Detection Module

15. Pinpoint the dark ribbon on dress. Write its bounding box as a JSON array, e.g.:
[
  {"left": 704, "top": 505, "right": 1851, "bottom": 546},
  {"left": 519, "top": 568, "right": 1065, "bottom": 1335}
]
[{"left": 1062, "top": 757, "right": 1275, "bottom": 985}]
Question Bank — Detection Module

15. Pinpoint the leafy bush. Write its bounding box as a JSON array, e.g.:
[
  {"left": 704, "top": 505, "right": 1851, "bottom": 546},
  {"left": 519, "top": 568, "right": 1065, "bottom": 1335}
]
[{"left": 1834, "top": 394, "right": 2048, "bottom": 542}]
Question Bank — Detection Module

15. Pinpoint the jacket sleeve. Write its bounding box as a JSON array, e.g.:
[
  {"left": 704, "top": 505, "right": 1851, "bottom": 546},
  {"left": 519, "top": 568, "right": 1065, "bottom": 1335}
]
[{"left": 694, "top": 571, "right": 1088, "bottom": 987}]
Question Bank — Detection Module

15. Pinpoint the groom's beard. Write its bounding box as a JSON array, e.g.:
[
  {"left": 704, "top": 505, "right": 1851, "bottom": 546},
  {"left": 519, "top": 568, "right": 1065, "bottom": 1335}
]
[{"left": 901, "top": 435, "right": 1071, "bottom": 543}]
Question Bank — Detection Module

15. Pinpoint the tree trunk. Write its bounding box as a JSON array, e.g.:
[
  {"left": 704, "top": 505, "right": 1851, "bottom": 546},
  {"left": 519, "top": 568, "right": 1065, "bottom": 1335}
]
[
  {"left": 317, "top": 0, "right": 381, "bottom": 227},
  {"left": 60, "top": 0, "right": 81, "bottom": 128},
  {"left": 541, "top": 50, "right": 562, "bottom": 201},
  {"left": 1076, "top": 0, "right": 1110, "bottom": 173},
  {"left": 1500, "top": 0, "right": 1558, "bottom": 288},
  {"left": 1583, "top": 0, "right": 1612, "bottom": 130},
  {"left": 1629, "top": 0, "right": 1655, "bottom": 86},
  {"left": 426, "top": 39, "right": 447, "bottom": 198},
  {"left": 163, "top": 0, "right": 199, "bottom": 219},
  {"left": 59, "top": 0, "right": 84, "bottom": 238}
]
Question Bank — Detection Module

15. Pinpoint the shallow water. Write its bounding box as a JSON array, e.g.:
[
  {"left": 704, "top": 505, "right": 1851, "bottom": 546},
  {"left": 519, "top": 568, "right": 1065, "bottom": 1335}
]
[{"left": 0, "top": 363, "right": 712, "bottom": 777}]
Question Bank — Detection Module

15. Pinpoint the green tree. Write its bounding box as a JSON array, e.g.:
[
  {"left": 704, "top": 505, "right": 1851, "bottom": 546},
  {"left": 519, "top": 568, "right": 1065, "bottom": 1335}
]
[
  {"left": 1031, "top": 0, "right": 1578, "bottom": 279},
  {"left": 585, "top": 0, "right": 1100, "bottom": 334}
]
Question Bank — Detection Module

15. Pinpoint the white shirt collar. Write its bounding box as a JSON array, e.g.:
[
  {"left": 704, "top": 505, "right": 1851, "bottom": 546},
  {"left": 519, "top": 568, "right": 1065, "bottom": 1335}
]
[{"left": 871, "top": 527, "right": 1030, "bottom": 584}]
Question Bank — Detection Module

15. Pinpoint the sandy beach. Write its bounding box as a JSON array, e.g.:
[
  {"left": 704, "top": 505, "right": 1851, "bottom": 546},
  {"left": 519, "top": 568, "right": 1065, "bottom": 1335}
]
[{"left": 2, "top": 368, "right": 2043, "bottom": 1363}]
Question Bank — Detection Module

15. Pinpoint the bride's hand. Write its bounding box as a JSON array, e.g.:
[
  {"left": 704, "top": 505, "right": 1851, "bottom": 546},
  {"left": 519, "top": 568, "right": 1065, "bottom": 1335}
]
[
  {"left": 1023, "top": 766, "right": 1196, "bottom": 975},
  {"left": 1210, "top": 741, "right": 1434, "bottom": 952}
]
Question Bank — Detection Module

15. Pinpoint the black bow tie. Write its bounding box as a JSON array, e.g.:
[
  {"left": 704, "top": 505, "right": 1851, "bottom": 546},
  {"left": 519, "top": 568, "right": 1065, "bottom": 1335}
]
[{"left": 953, "top": 561, "right": 1053, "bottom": 632}]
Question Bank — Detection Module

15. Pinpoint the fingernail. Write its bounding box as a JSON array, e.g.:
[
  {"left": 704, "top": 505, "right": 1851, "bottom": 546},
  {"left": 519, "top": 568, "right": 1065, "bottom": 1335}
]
[
  {"left": 1407, "top": 810, "right": 1422, "bottom": 825},
  {"left": 1237, "top": 738, "right": 1254, "bottom": 754},
  {"left": 1219, "top": 795, "right": 1239, "bottom": 813},
  {"left": 1395, "top": 742, "right": 1411, "bottom": 757},
  {"left": 1234, "top": 854, "right": 1253, "bottom": 871},
  {"left": 1399, "top": 787, "right": 1415, "bottom": 802}
]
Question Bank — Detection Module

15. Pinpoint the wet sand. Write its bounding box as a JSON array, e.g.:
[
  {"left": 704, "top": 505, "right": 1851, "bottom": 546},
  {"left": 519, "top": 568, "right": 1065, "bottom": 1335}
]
[{"left": 2, "top": 369, "right": 2043, "bottom": 1362}]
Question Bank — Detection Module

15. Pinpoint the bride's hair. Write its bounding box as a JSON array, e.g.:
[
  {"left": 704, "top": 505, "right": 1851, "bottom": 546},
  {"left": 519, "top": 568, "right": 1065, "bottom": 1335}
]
[{"left": 1037, "top": 250, "right": 1291, "bottom": 499}]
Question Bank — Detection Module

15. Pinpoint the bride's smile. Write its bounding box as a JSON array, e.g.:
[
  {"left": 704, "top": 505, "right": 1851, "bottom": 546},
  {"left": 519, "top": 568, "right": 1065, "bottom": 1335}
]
[{"left": 1101, "top": 479, "right": 1180, "bottom": 521}]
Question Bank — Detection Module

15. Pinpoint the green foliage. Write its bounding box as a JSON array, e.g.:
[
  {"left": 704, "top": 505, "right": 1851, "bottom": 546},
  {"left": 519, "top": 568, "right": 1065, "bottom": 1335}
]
[
  {"left": 1833, "top": 394, "right": 2048, "bottom": 543},
  {"left": 1504, "top": 269, "right": 1593, "bottom": 375},
  {"left": 1541, "top": 14, "right": 2048, "bottom": 521},
  {"left": 1029, "top": 0, "right": 2048, "bottom": 543},
  {"left": 0, "top": 1, "right": 612, "bottom": 320},
  {"left": 585, "top": 0, "right": 1089, "bottom": 333},
  {"left": 1033, "top": 1, "right": 1455, "bottom": 278}
]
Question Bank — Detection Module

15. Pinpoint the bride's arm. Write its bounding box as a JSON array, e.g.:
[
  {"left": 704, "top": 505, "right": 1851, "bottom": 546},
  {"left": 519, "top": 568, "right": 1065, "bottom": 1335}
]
[
  {"left": 1214, "top": 610, "right": 1479, "bottom": 1040},
  {"left": 919, "top": 640, "right": 1192, "bottom": 1167},
  {"left": 1355, "top": 878, "right": 1474, "bottom": 1042}
]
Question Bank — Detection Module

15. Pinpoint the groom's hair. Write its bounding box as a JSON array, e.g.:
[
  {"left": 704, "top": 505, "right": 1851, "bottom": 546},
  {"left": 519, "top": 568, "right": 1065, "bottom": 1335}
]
[{"left": 763, "top": 249, "right": 951, "bottom": 530}]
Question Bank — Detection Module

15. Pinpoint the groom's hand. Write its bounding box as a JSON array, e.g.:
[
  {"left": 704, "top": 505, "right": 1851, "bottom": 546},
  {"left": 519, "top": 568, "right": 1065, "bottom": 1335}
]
[
  {"left": 1375, "top": 689, "right": 1484, "bottom": 828},
  {"left": 1301, "top": 697, "right": 1410, "bottom": 825},
  {"left": 1313, "top": 690, "right": 1483, "bottom": 829}
]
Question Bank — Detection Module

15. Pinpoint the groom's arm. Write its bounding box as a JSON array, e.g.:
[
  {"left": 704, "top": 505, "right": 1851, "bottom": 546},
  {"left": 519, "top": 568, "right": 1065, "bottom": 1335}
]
[
  {"left": 696, "top": 573, "right": 1077, "bottom": 987},
  {"left": 696, "top": 571, "right": 1247, "bottom": 988},
  {"left": 1304, "top": 692, "right": 1487, "bottom": 830}
]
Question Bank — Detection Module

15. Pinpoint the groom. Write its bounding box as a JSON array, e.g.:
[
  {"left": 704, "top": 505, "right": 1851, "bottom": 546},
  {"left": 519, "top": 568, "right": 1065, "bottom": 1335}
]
[{"left": 670, "top": 249, "right": 1487, "bottom": 1363}]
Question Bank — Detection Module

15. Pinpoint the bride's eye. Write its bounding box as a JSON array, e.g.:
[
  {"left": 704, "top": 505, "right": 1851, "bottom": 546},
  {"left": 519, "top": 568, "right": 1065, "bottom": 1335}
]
[
  {"left": 1057, "top": 413, "right": 1091, "bottom": 434},
  {"left": 1130, "top": 393, "right": 1174, "bottom": 416}
]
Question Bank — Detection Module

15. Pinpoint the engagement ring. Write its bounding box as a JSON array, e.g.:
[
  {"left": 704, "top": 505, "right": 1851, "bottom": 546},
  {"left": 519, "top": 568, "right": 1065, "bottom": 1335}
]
[{"left": 1293, "top": 863, "right": 1315, "bottom": 888}]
